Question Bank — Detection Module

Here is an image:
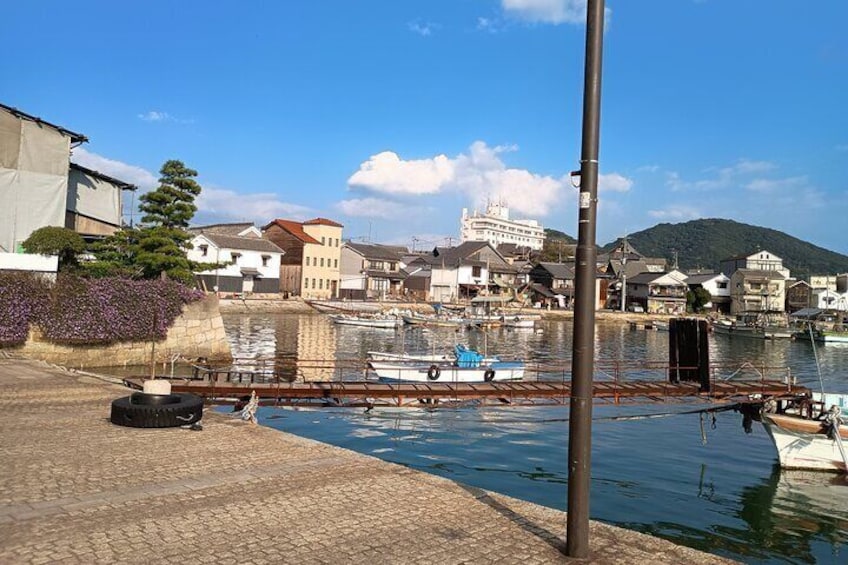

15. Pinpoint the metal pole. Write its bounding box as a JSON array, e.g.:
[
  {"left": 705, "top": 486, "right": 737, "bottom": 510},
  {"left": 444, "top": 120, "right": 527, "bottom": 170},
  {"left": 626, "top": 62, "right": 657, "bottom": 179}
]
[{"left": 566, "top": 0, "right": 605, "bottom": 558}]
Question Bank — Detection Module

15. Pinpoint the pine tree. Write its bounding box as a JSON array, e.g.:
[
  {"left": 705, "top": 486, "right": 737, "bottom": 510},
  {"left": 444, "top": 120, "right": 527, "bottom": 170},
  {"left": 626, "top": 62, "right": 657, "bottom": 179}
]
[
  {"left": 87, "top": 160, "right": 203, "bottom": 283},
  {"left": 139, "top": 160, "right": 201, "bottom": 229}
]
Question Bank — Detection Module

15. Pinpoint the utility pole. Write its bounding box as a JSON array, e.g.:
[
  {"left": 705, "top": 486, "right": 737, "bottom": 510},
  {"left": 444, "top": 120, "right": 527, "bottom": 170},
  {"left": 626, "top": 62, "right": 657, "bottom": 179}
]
[
  {"left": 567, "top": 0, "right": 605, "bottom": 559},
  {"left": 619, "top": 236, "right": 627, "bottom": 312}
]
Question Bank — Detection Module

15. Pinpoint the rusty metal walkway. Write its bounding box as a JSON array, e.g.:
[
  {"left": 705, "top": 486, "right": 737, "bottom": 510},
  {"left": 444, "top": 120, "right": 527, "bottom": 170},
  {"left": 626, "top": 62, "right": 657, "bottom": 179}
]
[{"left": 124, "top": 375, "right": 806, "bottom": 408}]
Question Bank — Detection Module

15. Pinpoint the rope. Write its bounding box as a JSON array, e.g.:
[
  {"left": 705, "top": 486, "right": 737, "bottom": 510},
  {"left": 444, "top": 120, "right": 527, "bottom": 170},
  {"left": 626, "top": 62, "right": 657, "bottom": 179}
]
[
  {"left": 240, "top": 391, "right": 260, "bottom": 424},
  {"left": 824, "top": 405, "right": 848, "bottom": 471}
]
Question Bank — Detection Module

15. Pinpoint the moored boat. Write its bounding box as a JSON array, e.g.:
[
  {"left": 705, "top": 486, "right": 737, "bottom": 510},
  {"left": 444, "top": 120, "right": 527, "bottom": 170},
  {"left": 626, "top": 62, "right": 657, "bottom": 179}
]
[
  {"left": 760, "top": 392, "right": 848, "bottom": 472},
  {"left": 401, "top": 312, "right": 469, "bottom": 328},
  {"left": 367, "top": 345, "right": 524, "bottom": 383},
  {"left": 329, "top": 313, "right": 402, "bottom": 329}
]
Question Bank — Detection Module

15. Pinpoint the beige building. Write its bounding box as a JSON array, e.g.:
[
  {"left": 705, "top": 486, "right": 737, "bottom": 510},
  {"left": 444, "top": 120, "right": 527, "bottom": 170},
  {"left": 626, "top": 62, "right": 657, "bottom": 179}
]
[
  {"left": 729, "top": 269, "right": 787, "bottom": 315},
  {"left": 263, "top": 217, "right": 343, "bottom": 298}
]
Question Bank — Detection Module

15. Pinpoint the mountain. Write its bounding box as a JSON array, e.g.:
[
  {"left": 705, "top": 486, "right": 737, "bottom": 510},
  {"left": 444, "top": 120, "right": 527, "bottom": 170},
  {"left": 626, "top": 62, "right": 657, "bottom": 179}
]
[
  {"left": 544, "top": 228, "right": 576, "bottom": 244},
  {"left": 600, "top": 218, "right": 848, "bottom": 278},
  {"left": 540, "top": 228, "right": 577, "bottom": 262}
]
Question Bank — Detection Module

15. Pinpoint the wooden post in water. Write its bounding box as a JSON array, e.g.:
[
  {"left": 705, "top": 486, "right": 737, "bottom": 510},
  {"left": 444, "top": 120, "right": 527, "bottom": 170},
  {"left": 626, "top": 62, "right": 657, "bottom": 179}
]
[{"left": 668, "top": 318, "right": 710, "bottom": 391}]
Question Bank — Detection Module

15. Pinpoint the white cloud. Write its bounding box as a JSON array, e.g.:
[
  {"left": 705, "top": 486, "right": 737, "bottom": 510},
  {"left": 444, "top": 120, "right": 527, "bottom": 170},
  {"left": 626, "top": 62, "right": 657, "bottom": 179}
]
[
  {"left": 195, "top": 186, "right": 312, "bottom": 223},
  {"left": 745, "top": 176, "right": 808, "bottom": 194},
  {"left": 70, "top": 147, "right": 158, "bottom": 190},
  {"left": 648, "top": 205, "right": 702, "bottom": 221},
  {"left": 666, "top": 158, "right": 778, "bottom": 192},
  {"left": 347, "top": 141, "right": 633, "bottom": 219},
  {"left": 502, "top": 0, "right": 586, "bottom": 25},
  {"left": 336, "top": 198, "right": 420, "bottom": 219},
  {"left": 348, "top": 151, "right": 455, "bottom": 195},
  {"left": 137, "top": 110, "right": 193, "bottom": 124},
  {"left": 138, "top": 111, "right": 170, "bottom": 122},
  {"left": 636, "top": 164, "right": 660, "bottom": 173},
  {"left": 599, "top": 172, "right": 632, "bottom": 193},
  {"left": 408, "top": 21, "right": 436, "bottom": 36}
]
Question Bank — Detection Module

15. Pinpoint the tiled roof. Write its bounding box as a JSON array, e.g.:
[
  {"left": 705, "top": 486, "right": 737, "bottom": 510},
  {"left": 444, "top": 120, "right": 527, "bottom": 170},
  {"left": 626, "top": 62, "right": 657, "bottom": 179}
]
[
  {"left": 190, "top": 222, "right": 256, "bottom": 236},
  {"left": 534, "top": 262, "right": 575, "bottom": 279},
  {"left": 198, "top": 233, "right": 285, "bottom": 254},
  {"left": 345, "top": 242, "right": 408, "bottom": 261},
  {"left": 264, "top": 219, "right": 321, "bottom": 244},
  {"left": 303, "top": 217, "right": 344, "bottom": 228}
]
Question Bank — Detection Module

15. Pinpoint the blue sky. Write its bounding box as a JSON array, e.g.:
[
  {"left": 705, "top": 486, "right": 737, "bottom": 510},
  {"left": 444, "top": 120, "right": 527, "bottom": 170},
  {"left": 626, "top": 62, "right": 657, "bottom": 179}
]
[{"left": 3, "top": 1, "right": 847, "bottom": 254}]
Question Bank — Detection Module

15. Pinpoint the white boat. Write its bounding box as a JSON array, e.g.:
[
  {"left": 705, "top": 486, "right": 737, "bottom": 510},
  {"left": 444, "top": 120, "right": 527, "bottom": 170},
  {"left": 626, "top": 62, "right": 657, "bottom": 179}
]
[
  {"left": 306, "top": 299, "right": 382, "bottom": 314},
  {"left": 761, "top": 392, "right": 848, "bottom": 472},
  {"left": 501, "top": 314, "right": 541, "bottom": 329},
  {"left": 815, "top": 330, "right": 848, "bottom": 344},
  {"left": 401, "top": 313, "right": 469, "bottom": 328},
  {"left": 367, "top": 345, "right": 524, "bottom": 383},
  {"left": 329, "top": 314, "right": 402, "bottom": 329},
  {"left": 711, "top": 318, "right": 793, "bottom": 340}
]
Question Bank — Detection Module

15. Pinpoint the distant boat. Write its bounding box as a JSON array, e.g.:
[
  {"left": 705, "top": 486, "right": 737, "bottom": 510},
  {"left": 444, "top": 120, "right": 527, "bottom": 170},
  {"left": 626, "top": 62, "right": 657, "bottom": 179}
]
[
  {"left": 367, "top": 345, "right": 524, "bottom": 383},
  {"left": 306, "top": 299, "right": 382, "bottom": 314},
  {"left": 502, "top": 314, "right": 541, "bottom": 329},
  {"left": 401, "top": 313, "right": 469, "bottom": 328},
  {"left": 814, "top": 329, "right": 848, "bottom": 344},
  {"left": 711, "top": 316, "right": 793, "bottom": 340},
  {"left": 328, "top": 313, "right": 402, "bottom": 329}
]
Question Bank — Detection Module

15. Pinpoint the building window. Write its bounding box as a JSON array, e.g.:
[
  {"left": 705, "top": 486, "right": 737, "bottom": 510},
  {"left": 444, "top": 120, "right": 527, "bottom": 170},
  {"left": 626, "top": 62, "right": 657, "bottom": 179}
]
[
  {"left": 199, "top": 245, "right": 208, "bottom": 257},
  {"left": 336, "top": 238, "right": 339, "bottom": 247},
  {"left": 231, "top": 253, "right": 241, "bottom": 264},
  {"left": 322, "top": 236, "right": 326, "bottom": 245},
  {"left": 472, "top": 266, "right": 482, "bottom": 277},
  {"left": 312, "top": 278, "right": 316, "bottom": 289},
  {"left": 334, "top": 259, "right": 338, "bottom": 268},
  {"left": 305, "top": 257, "right": 310, "bottom": 266},
  {"left": 319, "top": 279, "right": 323, "bottom": 289},
  {"left": 320, "top": 258, "right": 325, "bottom": 267},
  {"left": 261, "top": 255, "right": 270, "bottom": 267}
]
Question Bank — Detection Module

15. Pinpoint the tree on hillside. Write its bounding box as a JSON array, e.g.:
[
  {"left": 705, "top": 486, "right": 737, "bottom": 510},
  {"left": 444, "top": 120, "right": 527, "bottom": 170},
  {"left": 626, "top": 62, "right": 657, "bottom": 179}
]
[{"left": 22, "top": 226, "right": 85, "bottom": 271}]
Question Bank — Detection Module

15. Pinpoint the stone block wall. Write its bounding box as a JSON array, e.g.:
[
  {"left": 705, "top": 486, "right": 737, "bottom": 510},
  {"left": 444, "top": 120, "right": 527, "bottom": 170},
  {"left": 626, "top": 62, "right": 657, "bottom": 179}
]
[{"left": 7, "top": 296, "right": 232, "bottom": 369}]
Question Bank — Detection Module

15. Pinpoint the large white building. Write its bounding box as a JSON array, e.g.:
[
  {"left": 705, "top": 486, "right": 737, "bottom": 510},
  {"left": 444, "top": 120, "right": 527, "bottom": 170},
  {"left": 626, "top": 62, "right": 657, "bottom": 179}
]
[{"left": 459, "top": 203, "right": 545, "bottom": 251}]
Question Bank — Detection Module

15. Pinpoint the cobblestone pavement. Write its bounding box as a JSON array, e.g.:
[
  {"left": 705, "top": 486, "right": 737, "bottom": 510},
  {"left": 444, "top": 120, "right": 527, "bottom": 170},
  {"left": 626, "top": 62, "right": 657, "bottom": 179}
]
[{"left": 0, "top": 356, "right": 735, "bottom": 564}]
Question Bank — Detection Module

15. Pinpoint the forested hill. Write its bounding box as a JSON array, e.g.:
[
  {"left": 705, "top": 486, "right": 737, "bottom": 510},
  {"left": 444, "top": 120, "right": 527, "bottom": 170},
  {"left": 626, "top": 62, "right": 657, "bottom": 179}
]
[{"left": 600, "top": 218, "right": 848, "bottom": 278}]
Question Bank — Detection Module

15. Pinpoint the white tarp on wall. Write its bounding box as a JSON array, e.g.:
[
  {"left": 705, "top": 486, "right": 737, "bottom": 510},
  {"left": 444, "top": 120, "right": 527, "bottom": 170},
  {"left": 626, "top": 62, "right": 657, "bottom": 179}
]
[
  {"left": 0, "top": 109, "right": 70, "bottom": 252},
  {"left": 67, "top": 168, "right": 121, "bottom": 226}
]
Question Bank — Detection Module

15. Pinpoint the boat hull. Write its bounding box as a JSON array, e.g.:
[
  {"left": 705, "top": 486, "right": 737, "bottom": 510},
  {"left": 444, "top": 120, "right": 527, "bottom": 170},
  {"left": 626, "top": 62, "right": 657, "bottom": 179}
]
[
  {"left": 329, "top": 315, "right": 401, "bottom": 329},
  {"left": 817, "top": 331, "right": 848, "bottom": 343},
  {"left": 369, "top": 360, "right": 524, "bottom": 383},
  {"left": 762, "top": 414, "right": 848, "bottom": 472}
]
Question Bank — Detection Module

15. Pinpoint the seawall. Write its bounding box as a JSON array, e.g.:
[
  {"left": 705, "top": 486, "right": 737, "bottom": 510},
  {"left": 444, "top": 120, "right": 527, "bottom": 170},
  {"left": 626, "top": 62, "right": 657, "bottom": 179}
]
[{"left": 5, "top": 295, "right": 232, "bottom": 368}]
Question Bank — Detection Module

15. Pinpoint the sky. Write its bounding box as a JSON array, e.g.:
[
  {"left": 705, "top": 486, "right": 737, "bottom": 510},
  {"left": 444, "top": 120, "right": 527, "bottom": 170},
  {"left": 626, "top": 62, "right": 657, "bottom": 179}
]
[{"left": 3, "top": 1, "right": 847, "bottom": 254}]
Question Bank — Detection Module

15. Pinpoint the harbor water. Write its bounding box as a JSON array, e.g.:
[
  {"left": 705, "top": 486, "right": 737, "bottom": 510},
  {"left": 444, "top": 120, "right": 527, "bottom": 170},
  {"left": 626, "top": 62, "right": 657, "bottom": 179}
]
[{"left": 222, "top": 313, "right": 848, "bottom": 564}]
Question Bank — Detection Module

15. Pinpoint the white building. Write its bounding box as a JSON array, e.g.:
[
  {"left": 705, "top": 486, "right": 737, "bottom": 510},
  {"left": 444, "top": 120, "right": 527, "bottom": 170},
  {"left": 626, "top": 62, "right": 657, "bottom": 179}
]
[
  {"left": 188, "top": 224, "right": 285, "bottom": 295},
  {"left": 460, "top": 203, "right": 545, "bottom": 251}
]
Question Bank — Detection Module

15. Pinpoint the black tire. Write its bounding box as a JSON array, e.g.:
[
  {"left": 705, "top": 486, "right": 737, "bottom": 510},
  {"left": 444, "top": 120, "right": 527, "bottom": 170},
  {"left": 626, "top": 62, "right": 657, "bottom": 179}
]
[
  {"left": 129, "top": 392, "right": 182, "bottom": 406},
  {"left": 427, "top": 364, "right": 441, "bottom": 381},
  {"left": 111, "top": 393, "right": 203, "bottom": 428},
  {"left": 484, "top": 368, "right": 495, "bottom": 382}
]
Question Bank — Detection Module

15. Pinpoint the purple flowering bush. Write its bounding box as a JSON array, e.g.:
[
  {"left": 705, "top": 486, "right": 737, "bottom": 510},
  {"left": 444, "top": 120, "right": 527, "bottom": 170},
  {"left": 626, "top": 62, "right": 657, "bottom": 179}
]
[
  {"left": 0, "top": 272, "right": 50, "bottom": 345},
  {"left": 0, "top": 273, "right": 204, "bottom": 346}
]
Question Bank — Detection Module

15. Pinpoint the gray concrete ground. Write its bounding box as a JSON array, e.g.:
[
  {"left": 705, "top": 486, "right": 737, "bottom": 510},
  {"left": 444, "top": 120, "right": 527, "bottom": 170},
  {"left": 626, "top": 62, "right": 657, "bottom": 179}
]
[{"left": 0, "top": 355, "right": 734, "bottom": 564}]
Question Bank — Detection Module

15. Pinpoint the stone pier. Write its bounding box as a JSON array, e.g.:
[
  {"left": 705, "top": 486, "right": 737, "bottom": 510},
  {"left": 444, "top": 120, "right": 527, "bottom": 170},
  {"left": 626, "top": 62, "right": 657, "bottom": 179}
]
[{"left": 0, "top": 356, "right": 734, "bottom": 564}]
